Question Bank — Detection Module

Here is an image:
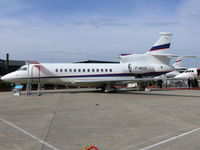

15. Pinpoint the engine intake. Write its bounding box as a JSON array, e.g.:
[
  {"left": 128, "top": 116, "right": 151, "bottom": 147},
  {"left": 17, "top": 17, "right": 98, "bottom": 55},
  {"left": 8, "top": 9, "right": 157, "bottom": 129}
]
[{"left": 128, "top": 63, "right": 155, "bottom": 74}]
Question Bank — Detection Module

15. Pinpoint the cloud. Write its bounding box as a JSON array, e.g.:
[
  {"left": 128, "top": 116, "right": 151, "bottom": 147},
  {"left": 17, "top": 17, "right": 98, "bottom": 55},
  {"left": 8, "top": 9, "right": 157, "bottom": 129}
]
[
  {"left": 143, "top": 22, "right": 181, "bottom": 27},
  {"left": 74, "top": 18, "right": 129, "bottom": 27},
  {"left": 0, "top": 0, "right": 30, "bottom": 17},
  {"left": 0, "top": 18, "right": 24, "bottom": 29},
  {"left": 0, "top": 0, "right": 199, "bottom": 67}
]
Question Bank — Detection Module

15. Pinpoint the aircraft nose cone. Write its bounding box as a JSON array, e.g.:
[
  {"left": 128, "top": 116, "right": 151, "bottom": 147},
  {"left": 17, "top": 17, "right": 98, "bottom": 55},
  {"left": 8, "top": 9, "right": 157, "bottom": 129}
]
[
  {"left": 1, "top": 75, "right": 10, "bottom": 81},
  {"left": 1, "top": 74, "right": 14, "bottom": 82},
  {"left": 1, "top": 72, "right": 19, "bottom": 83},
  {"left": 1, "top": 75, "right": 6, "bottom": 81}
]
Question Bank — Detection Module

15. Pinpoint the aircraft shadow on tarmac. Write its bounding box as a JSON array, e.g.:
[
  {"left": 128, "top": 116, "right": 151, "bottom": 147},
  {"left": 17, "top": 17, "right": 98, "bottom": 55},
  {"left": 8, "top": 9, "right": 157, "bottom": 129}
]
[
  {"left": 114, "top": 89, "right": 200, "bottom": 99},
  {"left": 39, "top": 89, "right": 200, "bottom": 99}
]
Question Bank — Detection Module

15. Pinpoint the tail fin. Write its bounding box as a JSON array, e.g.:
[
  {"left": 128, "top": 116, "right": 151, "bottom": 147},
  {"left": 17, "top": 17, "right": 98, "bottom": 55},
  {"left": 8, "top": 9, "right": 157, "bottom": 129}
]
[
  {"left": 172, "top": 58, "right": 182, "bottom": 68},
  {"left": 147, "top": 32, "right": 173, "bottom": 54}
]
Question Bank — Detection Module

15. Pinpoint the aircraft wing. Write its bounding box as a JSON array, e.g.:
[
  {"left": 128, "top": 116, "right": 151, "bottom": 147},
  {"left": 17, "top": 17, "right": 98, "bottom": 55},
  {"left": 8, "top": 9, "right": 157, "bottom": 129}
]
[
  {"left": 175, "top": 67, "right": 187, "bottom": 69},
  {"left": 151, "top": 54, "right": 197, "bottom": 58},
  {"left": 74, "top": 78, "right": 162, "bottom": 84}
]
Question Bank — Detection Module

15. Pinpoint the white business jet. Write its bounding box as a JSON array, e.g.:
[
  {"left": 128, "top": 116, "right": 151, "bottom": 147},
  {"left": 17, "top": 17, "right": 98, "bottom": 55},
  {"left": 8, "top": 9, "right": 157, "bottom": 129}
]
[
  {"left": 158, "top": 58, "right": 186, "bottom": 79},
  {"left": 165, "top": 58, "right": 183, "bottom": 78},
  {"left": 174, "top": 68, "right": 200, "bottom": 80},
  {"left": 1, "top": 32, "right": 183, "bottom": 92}
]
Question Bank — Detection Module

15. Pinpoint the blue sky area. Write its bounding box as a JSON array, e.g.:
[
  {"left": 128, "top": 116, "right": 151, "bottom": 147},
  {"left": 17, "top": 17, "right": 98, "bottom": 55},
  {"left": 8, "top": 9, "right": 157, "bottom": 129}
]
[{"left": 0, "top": 0, "right": 199, "bottom": 67}]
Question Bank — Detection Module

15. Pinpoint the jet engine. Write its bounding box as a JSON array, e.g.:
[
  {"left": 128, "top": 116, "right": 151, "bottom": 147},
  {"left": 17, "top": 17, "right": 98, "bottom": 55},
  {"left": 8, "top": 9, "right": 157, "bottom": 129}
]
[{"left": 128, "top": 63, "right": 155, "bottom": 74}]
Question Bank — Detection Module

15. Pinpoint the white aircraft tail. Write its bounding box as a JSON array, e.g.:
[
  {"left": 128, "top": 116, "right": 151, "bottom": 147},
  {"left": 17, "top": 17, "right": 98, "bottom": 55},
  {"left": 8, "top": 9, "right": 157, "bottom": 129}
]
[
  {"left": 119, "top": 32, "right": 196, "bottom": 65},
  {"left": 147, "top": 32, "right": 173, "bottom": 55},
  {"left": 172, "top": 58, "right": 182, "bottom": 68}
]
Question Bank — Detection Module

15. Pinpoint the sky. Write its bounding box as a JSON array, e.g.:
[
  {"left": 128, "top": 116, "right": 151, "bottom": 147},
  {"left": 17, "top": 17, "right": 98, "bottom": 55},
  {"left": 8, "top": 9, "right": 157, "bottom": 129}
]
[{"left": 0, "top": 0, "right": 200, "bottom": 67}]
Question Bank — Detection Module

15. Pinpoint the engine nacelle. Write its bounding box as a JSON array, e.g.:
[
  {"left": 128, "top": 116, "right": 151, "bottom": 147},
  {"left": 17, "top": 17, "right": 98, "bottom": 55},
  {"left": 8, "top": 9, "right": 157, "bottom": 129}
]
[{"left": 128, "top": 63, "right": 155, "bottom": 74}]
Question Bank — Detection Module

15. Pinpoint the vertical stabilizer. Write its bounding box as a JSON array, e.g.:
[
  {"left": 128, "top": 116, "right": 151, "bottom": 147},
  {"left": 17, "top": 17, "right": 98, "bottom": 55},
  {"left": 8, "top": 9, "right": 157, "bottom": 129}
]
[
  {"left": 147, "top": 32, "right": 173, "bottom": 54},
  {"left": 172, "top": 58, "right": 182, "bottom": 68}
]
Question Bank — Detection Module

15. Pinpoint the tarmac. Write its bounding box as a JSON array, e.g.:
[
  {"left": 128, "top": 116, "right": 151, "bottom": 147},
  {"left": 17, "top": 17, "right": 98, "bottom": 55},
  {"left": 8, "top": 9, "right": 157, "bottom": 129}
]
[{"left": 0, "top": 88, "right": 200, "bottom": 150}]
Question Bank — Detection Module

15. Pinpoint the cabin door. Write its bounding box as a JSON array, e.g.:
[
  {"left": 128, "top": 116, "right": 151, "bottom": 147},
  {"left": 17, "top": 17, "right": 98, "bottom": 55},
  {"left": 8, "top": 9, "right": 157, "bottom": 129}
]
[{"left": 31, "top": 65, "right": 40, "bottom": 83}]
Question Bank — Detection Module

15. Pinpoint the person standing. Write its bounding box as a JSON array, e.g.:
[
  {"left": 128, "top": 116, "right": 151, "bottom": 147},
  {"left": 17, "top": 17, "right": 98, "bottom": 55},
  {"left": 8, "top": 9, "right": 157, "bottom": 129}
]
[{"left": 197, "top": 75, "right": 200, "bottom": 90}]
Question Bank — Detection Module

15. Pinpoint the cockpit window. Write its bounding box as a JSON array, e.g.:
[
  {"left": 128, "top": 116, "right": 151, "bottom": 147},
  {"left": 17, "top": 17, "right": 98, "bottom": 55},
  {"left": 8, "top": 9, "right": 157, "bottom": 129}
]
[
  {"left": 17, "top": 67, "right": 22, "bottom": 71},
  {"left": 21, "top": 67, "right": 27, "bottom": 71}
]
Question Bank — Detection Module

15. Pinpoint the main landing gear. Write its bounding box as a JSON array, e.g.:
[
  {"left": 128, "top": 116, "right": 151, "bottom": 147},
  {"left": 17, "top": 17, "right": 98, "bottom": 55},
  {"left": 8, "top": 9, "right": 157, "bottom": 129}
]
[{"left": 100, "top": 84, "right": 117, "bottom": 93}]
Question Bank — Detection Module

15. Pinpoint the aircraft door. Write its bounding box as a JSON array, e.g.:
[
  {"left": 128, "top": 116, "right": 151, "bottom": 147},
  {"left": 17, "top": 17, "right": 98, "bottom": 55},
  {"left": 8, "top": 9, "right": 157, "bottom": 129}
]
[{"left": 31, "top": 65, "right": 41, "bottom": 83}]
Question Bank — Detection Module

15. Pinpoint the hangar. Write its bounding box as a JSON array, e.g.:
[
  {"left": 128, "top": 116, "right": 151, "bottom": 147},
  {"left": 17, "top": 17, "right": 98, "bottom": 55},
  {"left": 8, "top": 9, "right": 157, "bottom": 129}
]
[{"left": 0, "top": 58, "right": 25, "bottom": 77}]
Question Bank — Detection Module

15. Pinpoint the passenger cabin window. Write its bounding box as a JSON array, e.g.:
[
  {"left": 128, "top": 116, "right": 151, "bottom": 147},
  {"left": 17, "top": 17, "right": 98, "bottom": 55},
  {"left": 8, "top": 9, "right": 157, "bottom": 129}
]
[
  {"left": 78, "top": 69, "right": 81, "bottom": 72},
  {"left": 83, "top": 69, "right": 85, "bottom": 72},
  {"left": 96, "top": 69, "right": 99, "bottom": 72},
  {"left": 105, "top": 69, "right": 108, "bottom": 72},
  {"left": 60, "top": 69, "right": 63, "bottom": 72},
  {"left": 92, "top": 69, "right": 95, "bottom": 72},
  {"left": 101, "top": 69, "right": 103, "bottom": 72},
  {"left": 74, "top": 69, "right": 76, "bottom": 72},
  {"left": 65, "top": 69, "right": 67, "bottom": 72},
  {"left": 55, "top": 69, "right": 58, "bottom": 72},
  {"left": 69, "top": 69, "right": 72, "bottom": 72},
  {"left": 87, "top": 69, "right": 90, "bottom": 72},
  {"left": 109, "top": 69, "right": 112, "bottom": 72}
]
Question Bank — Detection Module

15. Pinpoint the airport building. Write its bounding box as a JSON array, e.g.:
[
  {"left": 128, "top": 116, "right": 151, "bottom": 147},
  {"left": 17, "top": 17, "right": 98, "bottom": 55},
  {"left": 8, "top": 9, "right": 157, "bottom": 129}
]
[
  {"left": 0, "top": 59, "right": 25, "bottom": 77},
  {"left": 0, "top": 54, "right": 26, "bottom": 77}
]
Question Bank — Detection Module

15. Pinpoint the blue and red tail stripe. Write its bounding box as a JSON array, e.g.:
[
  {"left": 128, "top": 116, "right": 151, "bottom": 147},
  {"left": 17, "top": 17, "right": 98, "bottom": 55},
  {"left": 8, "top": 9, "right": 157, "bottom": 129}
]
[
  {"left": 175, "top": 60, "right": 182, "bottom": 63},
  {"left": 149, "top": 43, "right": 170, "bottom": 51}
]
